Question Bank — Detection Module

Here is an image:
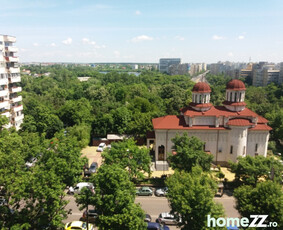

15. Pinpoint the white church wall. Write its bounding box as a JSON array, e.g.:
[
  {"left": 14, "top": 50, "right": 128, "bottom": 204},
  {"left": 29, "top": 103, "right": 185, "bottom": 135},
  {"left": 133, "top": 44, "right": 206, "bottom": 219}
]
[
  {"left": 192, "top": 116, "right": 215, "bottom": 126},
  {"left": 247, "top": 131, "right": 270, "bottom": 157}
]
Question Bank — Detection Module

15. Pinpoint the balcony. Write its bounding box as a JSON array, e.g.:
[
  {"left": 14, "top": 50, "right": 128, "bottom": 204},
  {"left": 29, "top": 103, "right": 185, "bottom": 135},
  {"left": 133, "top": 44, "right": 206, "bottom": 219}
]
[
  {"left": 1, "top": 110, "right": 11, "bottom": 118},
  {"left": 9, "top": 76, "right": 21, "bottom": 83},
  {"left": 5, "top": 46, "right": 18, "bottom": 53},
  {"left": 0, "top": 78, "right": 8, "bottom": 86},
  {"left": 0, "top": 100, "right": 9, "bottom": 109},
  {"left": 11, "top": 86, "right": 22, "bottom": 93},
  {"left": 8, "top": 67, "right": 20, "bottom": 73},
  {"left": 14, "top": 114, "right": 24, "bottom": 122},
  {"left": 0, "top": 89, "right": 8, "bottom": 97},
  {"left": 0, "top": 67, "right": 6, "bottom": 74},
  {"left": 11, "top": 95, "right": 22, "bottom": 103},
  {"left": 12, "top": 104, "right": 23, "bottom": 113},
  {"left": 4, "top": 35, "right": 16, "bottom": 43},
  {"left": 7, "top": 56, "right": 19, "bottom": 63}
]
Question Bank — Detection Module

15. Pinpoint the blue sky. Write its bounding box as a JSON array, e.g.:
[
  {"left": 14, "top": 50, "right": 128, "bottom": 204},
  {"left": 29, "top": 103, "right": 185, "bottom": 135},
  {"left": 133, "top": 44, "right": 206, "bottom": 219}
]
[{"left": 1, "top": 0, "right": 283, "bottom": 63}]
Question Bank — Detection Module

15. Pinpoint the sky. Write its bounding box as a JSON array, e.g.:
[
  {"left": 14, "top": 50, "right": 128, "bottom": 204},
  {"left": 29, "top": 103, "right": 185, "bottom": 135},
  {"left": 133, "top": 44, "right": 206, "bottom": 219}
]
[{"left": 1, "top": 0, "right": 283, "bottom": 63}]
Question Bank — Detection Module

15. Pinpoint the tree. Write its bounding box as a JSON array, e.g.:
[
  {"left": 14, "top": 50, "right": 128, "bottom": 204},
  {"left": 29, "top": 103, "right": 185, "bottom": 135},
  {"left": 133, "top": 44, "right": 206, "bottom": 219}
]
[
  {"left": 102, "top": 138, "right": 151, "bottom": 180},
  {"left": 230, "top": 156, "right": 283, "bottom": 186},
  {"left": 165, "top": 167, "right": 225, "bottom": 230},
  {"left": 167, "top": 133, "right": 213, "bottom": 172},
  {"left": 234, "top": 181, "right": 283, "bottom": 227},
  {"left": 77, "top": 164, "right": 146, "bottom": 230}
]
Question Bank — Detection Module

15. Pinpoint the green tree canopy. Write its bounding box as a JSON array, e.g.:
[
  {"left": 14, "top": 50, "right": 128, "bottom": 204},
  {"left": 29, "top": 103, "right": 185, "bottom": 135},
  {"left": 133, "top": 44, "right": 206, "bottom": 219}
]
[
  {"left": 168, "top": 133, "right": 213, "bottom": 172},
  {"left": 78, "top": 164, "right": 146, "bottom": 230},
  {"left": 166, "top": 167, "right": 225, "bottom": 230},
  {"left": 102, "top": 138, "right": 151, "bottom": 180},
  {"left": 234, "top": 181, "right": 283, "bottom": 227},
  {"left": 230, "top": 156, "right": 283, "bottom": 186}
]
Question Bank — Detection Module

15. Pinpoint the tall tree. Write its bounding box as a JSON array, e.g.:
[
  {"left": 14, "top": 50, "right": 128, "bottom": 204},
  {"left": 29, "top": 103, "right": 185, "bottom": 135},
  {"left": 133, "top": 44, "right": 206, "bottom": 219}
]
[
  {"left": 167, "top": 133, "right": 213, "bottom": 172},
  {"left": 166, "top": 167, "right": 225, "bottom": 230},
  {"left": 230, "top": 156, "right": 283, "bottom": 186},
  {"left": 102, "top": 138, "right": 151, "bottom": 180},
  {"left": 77, "top": 164, "right": 146, "bottom": 230},
  {"left": 234, "top": 181, "right": 283, "bottom": 228}
]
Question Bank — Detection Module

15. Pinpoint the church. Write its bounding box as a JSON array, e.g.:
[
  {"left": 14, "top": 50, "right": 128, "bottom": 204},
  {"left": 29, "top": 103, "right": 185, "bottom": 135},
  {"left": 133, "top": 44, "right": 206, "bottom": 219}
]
[{"left": 147, "top": 79, "right": 272, "bottom": 170}]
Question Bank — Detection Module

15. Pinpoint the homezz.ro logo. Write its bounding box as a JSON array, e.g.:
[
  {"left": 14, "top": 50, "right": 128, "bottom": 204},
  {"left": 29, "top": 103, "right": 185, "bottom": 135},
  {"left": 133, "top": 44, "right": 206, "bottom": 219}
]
[{"left": 207, "top": 215, "right": 278, "bottom": 228}]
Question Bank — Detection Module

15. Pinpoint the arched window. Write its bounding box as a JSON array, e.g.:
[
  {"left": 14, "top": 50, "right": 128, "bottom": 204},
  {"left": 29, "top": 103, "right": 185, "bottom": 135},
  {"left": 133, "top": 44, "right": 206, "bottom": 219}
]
[
  {"left": 199, "top": 95, "right": 202, "bottom": 103},
  {"left": 234, "top": 93, "right": 237, "bottom": 102},
  {"left": 158, "top": 145, "right": 165, "bottom": 161},
  {"left": 230, "top": 92, "right": 232, "bottom": 101},
  {"left": 239, "top": 92, "right": 242, "bottom": 102}
]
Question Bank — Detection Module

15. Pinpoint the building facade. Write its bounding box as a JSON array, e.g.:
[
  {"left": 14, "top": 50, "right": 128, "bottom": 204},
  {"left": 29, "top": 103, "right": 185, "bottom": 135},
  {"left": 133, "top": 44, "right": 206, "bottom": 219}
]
[
  {"left": 159, "top": 58, "right": 181, "bottom": 74},
  {"left": 148, "top": 80, "right": 271, "bottom": 170},
  {"left": 0, "top": 35, "right": 24, "bottom": 130}
]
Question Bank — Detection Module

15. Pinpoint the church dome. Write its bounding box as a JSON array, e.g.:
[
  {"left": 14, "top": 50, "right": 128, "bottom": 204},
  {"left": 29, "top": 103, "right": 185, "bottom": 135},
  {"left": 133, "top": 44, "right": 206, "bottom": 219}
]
[
  {"left": 226, "top": 79, "right": 246, "bottom": 91},
  {"left": 192, "top": 82, "right": 211, "bottom": 93}
]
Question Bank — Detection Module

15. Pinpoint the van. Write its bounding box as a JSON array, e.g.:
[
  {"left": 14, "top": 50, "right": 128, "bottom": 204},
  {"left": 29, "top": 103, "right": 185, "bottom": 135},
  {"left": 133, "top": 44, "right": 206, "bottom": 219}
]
[
  {"left": 147, "top": 222, "right": 170, "bottom": 230},
  {"left": 68, "top": 182, "right": 94, "bottom": 195}
]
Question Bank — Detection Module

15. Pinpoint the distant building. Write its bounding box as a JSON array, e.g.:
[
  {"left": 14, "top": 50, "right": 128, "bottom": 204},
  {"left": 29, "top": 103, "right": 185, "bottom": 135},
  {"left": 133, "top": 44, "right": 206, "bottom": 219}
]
[
  {"left": 168, "top": 63, "right": 188, "bottom": 75},
  {"left": 189, "top": 63, "right": 207, "bottom": 76},
  {"left": 252, "top": 63, "right": 280, "bottom": 86},
  {"left": 132, "top": 64, "right": 138, "bottom": 70},
  {"left": 148, "top": 80, "right": 271, "bottom": 170},
  {"left": 0, "top": 35, "right": 24, "bottom": 130},
  {"left": 159, "top": 58, "right": 181, "bottom": 74}
]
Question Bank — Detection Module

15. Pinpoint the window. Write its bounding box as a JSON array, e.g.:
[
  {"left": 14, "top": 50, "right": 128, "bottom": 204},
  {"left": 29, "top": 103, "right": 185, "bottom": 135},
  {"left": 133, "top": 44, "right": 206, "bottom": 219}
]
[
  {"left": 255, "top": 143, "right": 258, "bottom": 152},
  {"left": 199, "top": 95, "right": 202, "bottom": 103},
  {"left": 239, "top": 92, "right": 242, "bottom": 101},
  {"left": 234, "top": 93, "right": 237, "bottom": 102},
  {"left": 230, "top": 145, "right": 233, "bottom": 154},
  {"left": 230, "top": 92, "right": 232, "bottom": 101}
]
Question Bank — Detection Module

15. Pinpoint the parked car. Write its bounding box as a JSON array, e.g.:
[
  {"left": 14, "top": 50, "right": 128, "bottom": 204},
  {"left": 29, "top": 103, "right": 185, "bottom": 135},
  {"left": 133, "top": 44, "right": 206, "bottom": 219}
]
[
  {"left": 80, "top": 209, "right": 98, "bottom": 223},
  {"left": 144, "top": 214, "right": 152, "bottom": 222},
  {"left": 68, "top": 182, "right": 94, "bottom": 195},
  {"left": 136, "top": 186, "right": 153, "bottom": 196},
  {"left": 157, "top": 212, "right": 181, "bottom": 225},
  {"left": 97, "top": 142, "right": 106, "bottom": 152},
  {"left": 147, "top": 222, "right": 170, "bottom": 230},
  {"left": 64, "top": 221, "right": 94, "bottom": 230},
  {"left": 84, "top": 162, "right": 98, "bottom": 177},
  {"left": 155, "top": 187, "right": 168, "bottom": 197},
  {"left": 25, "top": 157, "right": 38, "bottom": 168}
]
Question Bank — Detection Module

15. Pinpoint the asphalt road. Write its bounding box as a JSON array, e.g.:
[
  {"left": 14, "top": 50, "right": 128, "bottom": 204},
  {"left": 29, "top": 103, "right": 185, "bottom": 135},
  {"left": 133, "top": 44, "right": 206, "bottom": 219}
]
[{"left": 64, "top": 193, "right": 239, "bottom": 230}]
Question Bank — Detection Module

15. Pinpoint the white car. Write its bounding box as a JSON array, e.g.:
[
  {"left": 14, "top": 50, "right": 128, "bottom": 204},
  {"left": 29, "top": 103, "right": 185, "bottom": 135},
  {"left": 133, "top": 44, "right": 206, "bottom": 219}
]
[
  {"left": 97, "top": 143, "right": 106, "bottom": 152},
  {"left": 68, "top": 182, "right": 94, "bottom": 195},
  {"left": 157, "top": 212, "right": 181, "bottom": 225},
  {"left": 155, "top": 187, "right": 168, "bottom": 197}
]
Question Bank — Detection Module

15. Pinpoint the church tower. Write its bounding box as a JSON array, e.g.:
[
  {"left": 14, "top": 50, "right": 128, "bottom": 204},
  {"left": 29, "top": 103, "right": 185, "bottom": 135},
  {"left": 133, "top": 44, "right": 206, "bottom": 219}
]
[
  {"left": 223, "top": 79, "right": 246, "bottom": 112},
  {"left": 189, "top": 82, "right": 212, "bottom": 112}
]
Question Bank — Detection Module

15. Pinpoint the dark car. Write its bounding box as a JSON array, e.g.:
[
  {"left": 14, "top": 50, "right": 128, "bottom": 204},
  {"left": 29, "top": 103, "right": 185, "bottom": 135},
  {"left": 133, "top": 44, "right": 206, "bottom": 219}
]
[
  {"left": 144, "top": 214, "right": 152, "bottom": 222},
  {"left": 147, "top": 222, "right": 170, "bottom": 230},
  {"left": 89, "top": 162, "right": 98, "bottom": 174},
  {"left": 80, "top": 209, "right": 98, "bottom": 223}
]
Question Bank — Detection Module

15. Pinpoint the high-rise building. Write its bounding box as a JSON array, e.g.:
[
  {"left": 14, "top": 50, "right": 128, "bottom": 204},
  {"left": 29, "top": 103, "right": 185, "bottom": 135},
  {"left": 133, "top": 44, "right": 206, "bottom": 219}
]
[
  {"left": 252, "top": 63, "right": 280, "bottom": 86},
  {"left": 0, "top": 35, "right": 24, "bottom": 130},
  {"left": 159, "top": 58, "right": 181, "bottom": 74}
]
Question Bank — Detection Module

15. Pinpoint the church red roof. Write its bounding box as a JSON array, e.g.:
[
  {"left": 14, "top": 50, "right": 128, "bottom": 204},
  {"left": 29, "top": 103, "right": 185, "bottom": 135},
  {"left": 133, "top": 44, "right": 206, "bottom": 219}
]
[
  {"left": 226, "top": 79, "right": 246, "bottom": 91},
  {"left": 153, "top": 106, "right": 271, "bottom": 131},
  {"left": 192, "top": 82, "right": 211, "bottom": 93},
  {"left": 189, "top": 102, "right": 213, "bottom": 108}
]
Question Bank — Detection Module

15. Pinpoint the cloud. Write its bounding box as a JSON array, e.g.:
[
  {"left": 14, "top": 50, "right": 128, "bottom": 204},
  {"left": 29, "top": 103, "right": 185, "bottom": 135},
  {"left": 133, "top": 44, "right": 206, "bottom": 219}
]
[
  {"left": 212, "top": 35, "right": 225, "bottom": 40},
  {"left": 82, "top": 38, "right": 96, "bottom": 45},
  {"left": 228, "top": 52, "right": 234, "bottom": 57},
  {"left": 175, "top": 36, "right": 185, "bottom": 41},
  {"left": 62, "top": 37, "right": 72, "bottom": 45},
  {"left": 135, "top": 10, "right": 141, "bottom": 15},
  {"left": 33, "top": 43, "right": 39, "bottom": 47},
  {"left": 131, "top": 35, "right": 153, "bottom": 43},
  {"left": 238, "top": 35, "right": 245, "bottom": 40},
  {"left": 50, "top": 43, "right": 56, "bottom": 47}
]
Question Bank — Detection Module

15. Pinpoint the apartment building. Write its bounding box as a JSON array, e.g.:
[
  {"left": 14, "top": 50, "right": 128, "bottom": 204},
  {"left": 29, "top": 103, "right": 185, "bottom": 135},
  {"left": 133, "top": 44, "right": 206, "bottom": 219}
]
[
  {"left": 252, "top": 63, "right": 280, "bottom": 87},
  {"left": 0, "top": 35, "right": 24, "bottom": 130},
  {"left": 159, "top": 58, "right": 181, "bottom": 73}
]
